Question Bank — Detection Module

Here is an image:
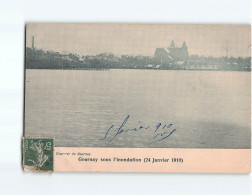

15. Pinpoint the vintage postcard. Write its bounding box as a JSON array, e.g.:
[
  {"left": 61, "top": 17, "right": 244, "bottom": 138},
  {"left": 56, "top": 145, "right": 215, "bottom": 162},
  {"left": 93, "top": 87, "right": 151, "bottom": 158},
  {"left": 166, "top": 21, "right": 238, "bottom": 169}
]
[{"left": 23, "top": 24, "right": 251, "bottom": 173}]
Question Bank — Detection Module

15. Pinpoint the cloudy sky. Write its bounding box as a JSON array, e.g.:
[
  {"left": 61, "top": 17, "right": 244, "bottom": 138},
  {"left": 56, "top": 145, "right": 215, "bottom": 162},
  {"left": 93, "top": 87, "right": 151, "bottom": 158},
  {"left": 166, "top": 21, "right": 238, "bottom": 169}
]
[{"left": 26, "top": 23, "right": 251, "bottom": 57}]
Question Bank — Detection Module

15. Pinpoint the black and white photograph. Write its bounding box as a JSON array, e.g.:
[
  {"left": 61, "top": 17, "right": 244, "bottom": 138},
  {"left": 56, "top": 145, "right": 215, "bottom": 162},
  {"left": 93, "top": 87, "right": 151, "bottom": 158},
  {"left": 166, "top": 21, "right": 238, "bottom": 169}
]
[{"left": 25, "top": 24, "right": 250, "bottom": 148}]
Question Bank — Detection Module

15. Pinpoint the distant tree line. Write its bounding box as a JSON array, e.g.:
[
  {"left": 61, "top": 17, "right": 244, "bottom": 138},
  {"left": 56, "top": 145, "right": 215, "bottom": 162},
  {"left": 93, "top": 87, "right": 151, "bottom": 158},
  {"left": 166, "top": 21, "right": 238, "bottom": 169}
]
[{"left": 26, "top": 47, "right": 251, "bottom": 71}]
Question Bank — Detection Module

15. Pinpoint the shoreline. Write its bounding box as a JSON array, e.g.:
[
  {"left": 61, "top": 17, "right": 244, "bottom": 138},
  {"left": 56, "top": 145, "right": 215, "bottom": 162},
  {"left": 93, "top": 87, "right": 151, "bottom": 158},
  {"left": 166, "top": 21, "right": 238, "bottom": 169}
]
[{"left": 25, "top": 68, "right": 251, "bottom": 72}]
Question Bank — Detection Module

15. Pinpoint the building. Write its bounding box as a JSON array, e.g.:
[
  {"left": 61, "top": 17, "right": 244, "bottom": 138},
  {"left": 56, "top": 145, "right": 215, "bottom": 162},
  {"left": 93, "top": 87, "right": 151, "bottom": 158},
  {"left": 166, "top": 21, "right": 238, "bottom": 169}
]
[{"left": 154, "top": 40, "right": 189, "bottom": 65}]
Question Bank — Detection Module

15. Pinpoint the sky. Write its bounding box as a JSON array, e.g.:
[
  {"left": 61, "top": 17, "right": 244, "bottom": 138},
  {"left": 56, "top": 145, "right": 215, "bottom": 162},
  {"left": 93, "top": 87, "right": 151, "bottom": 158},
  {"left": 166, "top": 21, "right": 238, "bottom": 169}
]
[{"left": 26, "top": 24, "right": 251, "bottom": 57}]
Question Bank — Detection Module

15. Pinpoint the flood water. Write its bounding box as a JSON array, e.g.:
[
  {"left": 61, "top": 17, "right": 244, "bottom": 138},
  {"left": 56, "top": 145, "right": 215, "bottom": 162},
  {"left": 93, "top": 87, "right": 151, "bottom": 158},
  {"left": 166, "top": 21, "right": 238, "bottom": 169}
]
[{"left": 25, "top": 69, "right": 251, "bottom": 148}]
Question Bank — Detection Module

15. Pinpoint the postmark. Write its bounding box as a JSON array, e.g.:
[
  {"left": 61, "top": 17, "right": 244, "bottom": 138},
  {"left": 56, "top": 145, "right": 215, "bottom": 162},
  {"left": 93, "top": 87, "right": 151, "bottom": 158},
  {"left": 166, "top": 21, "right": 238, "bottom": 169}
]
[{"left": 23, "top": 137, "right": 54, "bottom": 172}]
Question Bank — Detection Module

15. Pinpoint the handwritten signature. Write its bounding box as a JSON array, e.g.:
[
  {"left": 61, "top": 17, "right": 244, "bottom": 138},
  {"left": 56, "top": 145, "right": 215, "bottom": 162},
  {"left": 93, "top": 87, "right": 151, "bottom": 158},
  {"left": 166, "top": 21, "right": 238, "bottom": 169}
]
[{"left": 100, "top": 115, "right": 176, "bottom": 144}]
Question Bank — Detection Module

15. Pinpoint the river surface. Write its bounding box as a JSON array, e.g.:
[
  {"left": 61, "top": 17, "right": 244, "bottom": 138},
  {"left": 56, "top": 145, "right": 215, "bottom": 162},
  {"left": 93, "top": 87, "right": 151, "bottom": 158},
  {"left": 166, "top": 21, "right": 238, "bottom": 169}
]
[{"left": 25, "top": 69, "right": 251, "bottom": 148}]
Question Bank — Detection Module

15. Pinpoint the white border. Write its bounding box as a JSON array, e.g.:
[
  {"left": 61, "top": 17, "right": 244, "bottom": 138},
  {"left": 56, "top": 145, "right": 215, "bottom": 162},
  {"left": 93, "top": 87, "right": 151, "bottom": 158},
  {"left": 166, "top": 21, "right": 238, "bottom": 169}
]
[{"left": 0, "top": 0, "right": 251, "bottom": 194}]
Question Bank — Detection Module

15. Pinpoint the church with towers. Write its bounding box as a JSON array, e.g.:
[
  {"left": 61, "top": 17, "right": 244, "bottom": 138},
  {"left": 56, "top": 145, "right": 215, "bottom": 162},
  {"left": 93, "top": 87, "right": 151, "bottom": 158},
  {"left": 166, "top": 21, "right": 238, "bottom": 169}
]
[{"left": 154, "top": 40, "right": 189, "bottom": 65}]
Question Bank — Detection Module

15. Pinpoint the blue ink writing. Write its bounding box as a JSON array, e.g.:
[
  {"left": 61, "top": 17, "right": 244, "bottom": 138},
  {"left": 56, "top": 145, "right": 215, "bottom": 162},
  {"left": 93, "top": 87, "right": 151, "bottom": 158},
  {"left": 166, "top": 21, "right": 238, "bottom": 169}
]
[{"left": 100, "top": 115, "right": 177, "bottom": 144}]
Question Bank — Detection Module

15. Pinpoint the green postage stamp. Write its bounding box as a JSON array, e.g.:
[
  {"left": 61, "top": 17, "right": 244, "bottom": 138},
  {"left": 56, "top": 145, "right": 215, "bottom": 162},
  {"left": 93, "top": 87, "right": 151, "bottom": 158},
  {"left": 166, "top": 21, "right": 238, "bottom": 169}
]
[{"left": 23, "top": 138, "right": 54, "bottom": 172}]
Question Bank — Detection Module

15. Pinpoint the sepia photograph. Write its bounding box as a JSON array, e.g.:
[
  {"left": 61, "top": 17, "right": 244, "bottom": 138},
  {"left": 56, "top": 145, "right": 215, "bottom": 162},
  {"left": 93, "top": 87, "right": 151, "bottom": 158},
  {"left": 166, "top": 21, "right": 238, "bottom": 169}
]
[{"left": 24, "top": 24, "right": 251, "bottom": 149}]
